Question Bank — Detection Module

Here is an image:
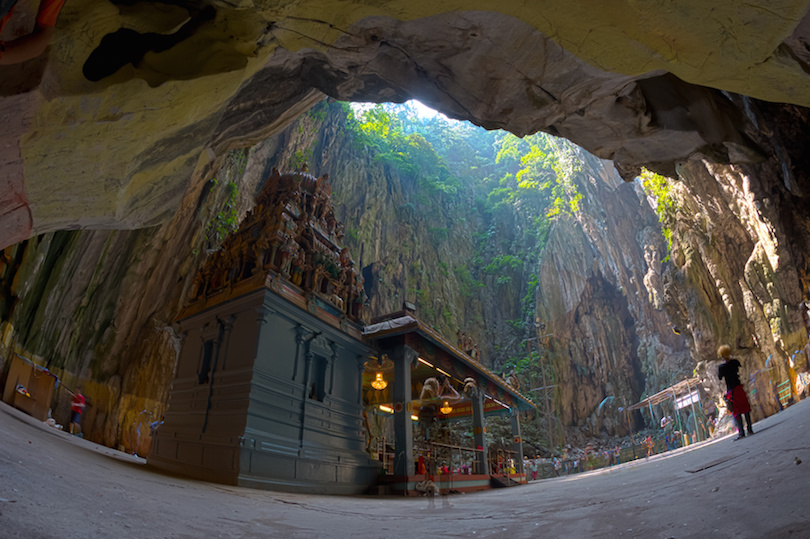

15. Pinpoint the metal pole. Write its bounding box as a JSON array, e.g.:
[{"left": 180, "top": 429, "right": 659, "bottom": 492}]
[
  {"left": 534, "top": 320, "right": 553, "bottom": 452},
  {"left": 689, "top": 386, "right": 700, "bottom": 442},
  {"left": 673, "top": 391, "right": 685, "bottom": 446},
  {"left": 627, "top": 408, "right": 636, "bottom": 460}
]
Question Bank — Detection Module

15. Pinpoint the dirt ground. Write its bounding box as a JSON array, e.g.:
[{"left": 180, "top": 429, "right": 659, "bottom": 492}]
[{"left": 1, "top": 399, "right": 808, "bottom": 539}]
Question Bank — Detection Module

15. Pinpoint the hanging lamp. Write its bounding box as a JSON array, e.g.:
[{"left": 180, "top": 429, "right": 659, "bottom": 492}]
[
  {"left": 371, "top": 372, "right": 388, "bottom": 390},
  {"left": 440, "top": 401, "right": 453, "bottom": 414}
]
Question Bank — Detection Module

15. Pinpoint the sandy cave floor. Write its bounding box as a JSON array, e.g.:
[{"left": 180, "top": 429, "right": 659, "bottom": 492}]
[{"left": 0, "top": 399, "right": 809, "bottom": 539}]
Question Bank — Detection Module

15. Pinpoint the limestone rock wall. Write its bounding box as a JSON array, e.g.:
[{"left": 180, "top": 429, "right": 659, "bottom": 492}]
[
  {"left": 249, "top": 104, "right": 488, "bottom": 340},
  {"left": 535, "top": 154, "right": 690, "bottom": 437},
  {"left": 0, "top": 101, "right": 679, "bottom": 450},
  {"left": 661, "top": 101, "right": 810, "bottom": 417},
  {"left": 2, "top": 96, "right": 809, "bottom": 453},
  {"left": 0, "top": 143, "right": 269, "bottom": 455}
]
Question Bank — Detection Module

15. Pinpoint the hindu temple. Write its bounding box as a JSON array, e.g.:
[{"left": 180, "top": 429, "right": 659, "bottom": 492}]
[
  {"left": 148, "top": 168, "right": 378, "bottom": 494},
  {"left": 148, "top": 166, "right": 536, "bottom": 494}
]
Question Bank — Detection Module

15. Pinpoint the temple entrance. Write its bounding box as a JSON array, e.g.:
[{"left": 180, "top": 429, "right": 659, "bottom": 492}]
[{"left": 362, "top": 308, "right": 536, "bottom": 495}]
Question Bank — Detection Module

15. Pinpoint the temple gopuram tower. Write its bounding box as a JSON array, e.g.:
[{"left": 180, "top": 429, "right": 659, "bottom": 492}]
[{"left": 149, "top": 169, "right": 378, "bottom": 494}]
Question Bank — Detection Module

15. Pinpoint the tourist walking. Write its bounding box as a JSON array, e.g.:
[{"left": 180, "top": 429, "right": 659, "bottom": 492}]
[
  {"left": 69, "top": 389, "right": 85, "bottom": 436},
  {"left": 717, "top": 344, "right": 754, "bottom": 440}
]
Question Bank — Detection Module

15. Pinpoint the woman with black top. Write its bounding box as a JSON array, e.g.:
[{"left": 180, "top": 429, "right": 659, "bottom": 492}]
[{"left": 718, "top": 344, "right": 755, "bottom": 440}]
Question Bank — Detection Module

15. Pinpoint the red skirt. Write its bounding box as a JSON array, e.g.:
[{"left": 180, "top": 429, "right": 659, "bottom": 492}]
[{"left": 725, "top": 385, "right": 751, "bottom": 417}]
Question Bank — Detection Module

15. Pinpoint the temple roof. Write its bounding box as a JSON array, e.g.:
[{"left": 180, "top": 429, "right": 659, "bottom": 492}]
[
  {"left": 363, "top": 313, "right": 537, "bottom": 413},
  {"left": 182, "top": 168, "right": 366, "bottom": 327}
]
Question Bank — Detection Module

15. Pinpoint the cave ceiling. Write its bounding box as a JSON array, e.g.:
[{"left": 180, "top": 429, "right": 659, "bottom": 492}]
[{"left": 1, "top": 0, "right": 810, "bottom": 249}]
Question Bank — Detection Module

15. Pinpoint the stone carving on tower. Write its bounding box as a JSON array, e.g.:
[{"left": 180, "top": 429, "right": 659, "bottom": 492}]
[{"left": 190, "top": 168, "right": 366, "bottom": 323}]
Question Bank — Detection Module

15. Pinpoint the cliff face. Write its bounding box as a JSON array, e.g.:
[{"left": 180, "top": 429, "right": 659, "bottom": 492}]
[
  {"left": 211, "top": 105, "right": 695, "bottom": 439},
  {"left": 660, "top": 101, "right": 810, "bottom": 416},
  {"left": 1, "top": 99, "right": 808, "bottom": 454},
  {"left": 534, "top": 154, "right": 689, "bottom": 437},
  {"left": 0, "top": 102, "right": 676, "bottom": 450},
  {"left": 0, "top": 146, "right": 269, "bottom": 455}
]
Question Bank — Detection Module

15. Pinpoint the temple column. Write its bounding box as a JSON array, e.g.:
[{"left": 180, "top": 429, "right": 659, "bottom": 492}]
[
  {"left": 390, "top": 343, "right": 417, "bottom": 477},
  {"left": 510, "top": 408, "right": 524, "bottom": 475},
  {"left": 472, "top": 390, "right": 488, "bottom": 474},
  {"left": 357, "top": 357, "right": 367, "bottom": 406}
]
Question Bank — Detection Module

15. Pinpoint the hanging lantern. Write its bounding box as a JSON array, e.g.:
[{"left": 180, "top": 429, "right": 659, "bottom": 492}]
[
  {"left": 440, "top": 401, "right": 453, "bottom": 414},
  {"left": 371, "top": 372, "right": 388, "bottom": 390}
]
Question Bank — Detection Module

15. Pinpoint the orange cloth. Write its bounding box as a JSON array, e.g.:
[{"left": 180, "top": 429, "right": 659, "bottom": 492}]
[{"left": 35, "top": 0, "right": 66, "bottom": 27}]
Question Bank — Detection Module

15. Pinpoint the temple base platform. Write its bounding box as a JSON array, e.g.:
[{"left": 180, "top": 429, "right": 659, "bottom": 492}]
[{"left": 377, "top": 473, "right": 527, "bottom": 495}]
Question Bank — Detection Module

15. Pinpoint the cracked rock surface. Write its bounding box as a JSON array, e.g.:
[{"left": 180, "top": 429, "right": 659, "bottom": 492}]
[{"left": 2, "top": 2, "right": 810, "bottom": 245}]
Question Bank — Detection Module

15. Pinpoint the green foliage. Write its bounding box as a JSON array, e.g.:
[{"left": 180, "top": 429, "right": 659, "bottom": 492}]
[
  {"left": 323, "top": 102, "right": 594, "bottom": 375},
  {"left": 453, "top": 265, "right": 483, "bottom": 297},
  {"left": 291, "top": 147, "right": 314, "bottom": 170},
  {"left": 229, "top": 149, "right": 248, "bottom": 176},
  {"left": 639, "top": 168, "right": 677, "bottom": 220},
  {"left": 408, "top": 287, "right": 426, "bottom": 301},
  {"left": 521, "top": 273, "right": 540, "bottom": 316},
  {"left": 205, "top": 179, "right": 239, "bottom": 245},
  {"left": 349, "top": 104, "right": 461, "bottom": 196},
  {"left": 306, "top": 101, "right": 328, "bottom": 122},
  {"left": 428, "top": 226, "right": 449, "bottom": 243},
  {"left": 505, "top": 318, "right": 526, "bottom": 331},
  {"left": 638, "top": 168, "right": 678, "bottom": 261},
  {"left": 204, "top": 149, "right": 247, "bottom": 247},
  {"left": 483, "top": 254, "right": 523, "bottom": 274}
]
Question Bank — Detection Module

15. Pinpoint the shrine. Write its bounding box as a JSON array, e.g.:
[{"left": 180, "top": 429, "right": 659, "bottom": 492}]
[
  {"left": 148, "top": 169, "right": 378, "bottom": 494},
  {"left": 362, "top": 309, "right": 537, "bottom": 495},
  {"left": 149, "top": 167, "right": 536, "bottom": 495}
]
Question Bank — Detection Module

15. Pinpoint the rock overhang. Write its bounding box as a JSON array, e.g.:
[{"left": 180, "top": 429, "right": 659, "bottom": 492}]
[{"left": 2, "top": 1, "right": 809, "bottom": 248}]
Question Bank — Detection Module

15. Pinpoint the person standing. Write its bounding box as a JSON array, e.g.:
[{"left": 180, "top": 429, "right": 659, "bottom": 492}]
[
  {"left": 717, "top": 344, "right": 754, "bottom": 440},
  {"left": 69, "top": 389, "right": 85, "bottom": 436}
]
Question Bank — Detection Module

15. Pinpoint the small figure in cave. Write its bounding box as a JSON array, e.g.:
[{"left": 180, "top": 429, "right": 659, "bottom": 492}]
[
  {"left": 279, "top": 236, "right": 298, "bottom": 276},
  {"left": 464, "top": 335, "right": 475, "bottom": 356},
  {"left": 717, "top": 344, "right": 754, "bottom": 440},
  {"left": 418, "top": 375, "right": 459, "bottom": 441},
  {"left": 462, "top": 377, "right": 477, "bottom": 398},
  {"left": 0, "top": 0, "right": 67, "bottom": 65},
  {"left": 251, "top": 234, "right": 270, "bottom": 274},
  {"left": 339, "top": 247, "right": 352, "bottom": 268},
  {"left": 331, "top": 281, "right": 345, "bottom": 311},
  {"left": 69, "top": 388, "right": 85, "bottom": 436},
  {"left": 456, "top": 329, "right": 462, "bottom": 348},
  {"left": 505, "top": 371, "right": 520, "bottom": 390},
  {"left": 290, "top": 249, "right": 308, "bottom": 287},
  {"left": 316, "top": 173, "right": 332, "bottom": 197},
  {"left": 472, "top": 344, "right": 480, "bottom": 361}
]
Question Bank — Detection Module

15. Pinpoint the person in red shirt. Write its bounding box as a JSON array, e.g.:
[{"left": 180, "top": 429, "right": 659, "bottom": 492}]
[
  {"left": 69, "top": 389, "right": 85, "bottom": 435},
  {"left": 0, "top": 0, "right": 68, "bottom": 65}
]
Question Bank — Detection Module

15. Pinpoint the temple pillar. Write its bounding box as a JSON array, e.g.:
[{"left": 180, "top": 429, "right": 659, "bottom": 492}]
[
  {"left": 472, "top": 391, "right": 488, "bottom": 475},
  {"left": 390, "top": 343, "right": 417, "bottom": 477},
  {"left": 510, "top": 408, "right": 524, "bottom": 475}
]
